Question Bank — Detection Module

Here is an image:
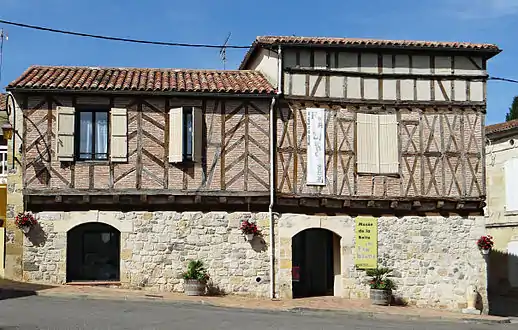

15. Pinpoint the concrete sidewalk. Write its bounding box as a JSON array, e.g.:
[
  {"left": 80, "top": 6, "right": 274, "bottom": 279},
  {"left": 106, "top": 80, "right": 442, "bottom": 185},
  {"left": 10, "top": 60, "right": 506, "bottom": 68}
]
[{"left": 0, "top": 281, "right": 511, "bottom": 325}]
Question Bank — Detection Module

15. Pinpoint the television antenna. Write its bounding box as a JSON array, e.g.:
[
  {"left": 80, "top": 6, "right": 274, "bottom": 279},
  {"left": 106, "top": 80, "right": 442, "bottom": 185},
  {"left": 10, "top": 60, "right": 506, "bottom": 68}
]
[
  {"left": 219, "top": 32, "right": 231, "bottom": 70},
  {"left": 0, "top": 29, "right": 7, "bottom": 84}
]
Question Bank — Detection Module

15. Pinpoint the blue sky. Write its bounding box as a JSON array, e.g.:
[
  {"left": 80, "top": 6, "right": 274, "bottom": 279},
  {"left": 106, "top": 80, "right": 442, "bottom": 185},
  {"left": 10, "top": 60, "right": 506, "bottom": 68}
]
[{"left": 0, "top": 0, "right": 517, "bottom": 125}]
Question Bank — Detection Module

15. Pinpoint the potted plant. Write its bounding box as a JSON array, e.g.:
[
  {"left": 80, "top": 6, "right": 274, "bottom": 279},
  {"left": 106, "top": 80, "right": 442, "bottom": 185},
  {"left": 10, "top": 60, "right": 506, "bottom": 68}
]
[
  {"left": 15, "top": 211, "right": 37, "bottom": 234},
  {"left": 477, "top": 235, "right": 494, "bottom": 255},
  {"left": 239, "top": 219, "right": 259, "bottom": 241},
  {"left": 365, "top": 267, "right": 396, "bottom": 306},
  {"left": 181, "top": 260, "right": 209, "bottom": 296}
]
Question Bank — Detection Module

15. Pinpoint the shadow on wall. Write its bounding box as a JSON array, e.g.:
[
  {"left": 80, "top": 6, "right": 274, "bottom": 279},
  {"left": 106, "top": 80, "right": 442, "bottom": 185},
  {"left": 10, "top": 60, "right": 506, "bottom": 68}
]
[{"left": 487, "top": 249, "right": 518, "bottom": 316}]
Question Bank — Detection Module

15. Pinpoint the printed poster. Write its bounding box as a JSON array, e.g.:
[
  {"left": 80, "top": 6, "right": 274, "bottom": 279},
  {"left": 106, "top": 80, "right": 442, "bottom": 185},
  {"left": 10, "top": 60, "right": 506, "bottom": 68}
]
[{"left": 306, "top": 108, "right": 325, "bottom": 185}]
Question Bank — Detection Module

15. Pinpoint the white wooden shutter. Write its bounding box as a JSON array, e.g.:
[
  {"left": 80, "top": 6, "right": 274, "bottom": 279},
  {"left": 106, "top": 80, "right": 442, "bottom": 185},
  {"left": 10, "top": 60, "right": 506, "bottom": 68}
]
[
  {"left": 169, "top": 107, "right": 183, "bottom": 163},
  {"left": 192, "top": 107, "right": 203, "bottom": 163},
  {"left": 378, "top": 114, "right": 399, "bottom": 174},
  {"left": 356, "top": 113, "right": 379, "bottom": 173},
  {"left": 56, "top": 106, "right": 75, "bottom": 161},
  {"left": 505, "top": 158, "right": 518, "bottom": 212},
  {"left": 110, "top": 108, "right": 128, "bottom": 162}
]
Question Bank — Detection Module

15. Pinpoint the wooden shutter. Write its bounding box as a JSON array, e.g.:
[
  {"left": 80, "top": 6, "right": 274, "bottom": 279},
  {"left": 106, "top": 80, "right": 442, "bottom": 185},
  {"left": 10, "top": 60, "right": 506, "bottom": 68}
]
[
  {"left": 378, "top": 114, "right": 399, "bottom": 174},
  {"left": 110, "top": 108, "right": 128, "bottom": 162},
  {"left": 356, "top": 113, "right": 379, "bottom": 174},
  {"left": 56, "top": 106, "right": 75, "bottom": 161},
  {"left": 505, "top": 158, "right": 518, "bottom": 212},
  {"left": 169, "top": 107, "right": 183, "bottom": 163},
  {"left": 192, "top": 107, "right": 203, "bottom": 163}
]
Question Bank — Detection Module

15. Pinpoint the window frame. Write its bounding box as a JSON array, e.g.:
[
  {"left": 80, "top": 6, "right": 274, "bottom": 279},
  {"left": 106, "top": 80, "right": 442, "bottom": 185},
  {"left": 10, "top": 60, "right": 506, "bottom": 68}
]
[
  {"left": 74, "top": 106, "right": 111, "bottom": 162},
  {"left": 182, "top": 106, "right": 194, "bottom": 162}
]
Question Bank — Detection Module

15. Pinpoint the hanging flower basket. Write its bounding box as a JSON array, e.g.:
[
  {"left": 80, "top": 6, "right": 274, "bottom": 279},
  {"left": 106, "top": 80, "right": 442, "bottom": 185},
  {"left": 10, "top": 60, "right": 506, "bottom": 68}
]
[
  {"left": 15, "top": 211, "right": 37, "bottom": 234},
  {"left": 477, "top": 235, "right": 493, "bottom": 255},
  {"left": 240, "top": 220, "right": 260, "bottom": 241}
]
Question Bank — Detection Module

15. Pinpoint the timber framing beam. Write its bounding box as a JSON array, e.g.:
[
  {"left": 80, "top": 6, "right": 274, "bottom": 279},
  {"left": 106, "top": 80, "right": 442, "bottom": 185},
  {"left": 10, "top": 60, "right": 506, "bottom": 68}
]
[
  {"left": 283, "top": 95, "right": 486, "bottom": 109},
  {"left": 24, "top": 190, "right": 485, "bottom": 216}
]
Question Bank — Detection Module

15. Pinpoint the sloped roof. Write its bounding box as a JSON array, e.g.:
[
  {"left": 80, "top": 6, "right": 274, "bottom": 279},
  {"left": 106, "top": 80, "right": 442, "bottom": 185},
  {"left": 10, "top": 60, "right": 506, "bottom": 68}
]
[
  {"left": 486, "top": 119, "right": 518, "bottom": 136},
  {"left": 240, "top": 35, "right": 501, "bottom": 69},
  {"left": 7, "top": 65, "right": 275, "bottom": 95}
]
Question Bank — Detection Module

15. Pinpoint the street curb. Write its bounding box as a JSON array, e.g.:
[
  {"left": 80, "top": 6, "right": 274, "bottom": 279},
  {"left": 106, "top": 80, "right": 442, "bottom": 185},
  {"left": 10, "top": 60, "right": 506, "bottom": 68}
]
[{"left": 7, "top": 289, "right": 512, "bottom": 325}]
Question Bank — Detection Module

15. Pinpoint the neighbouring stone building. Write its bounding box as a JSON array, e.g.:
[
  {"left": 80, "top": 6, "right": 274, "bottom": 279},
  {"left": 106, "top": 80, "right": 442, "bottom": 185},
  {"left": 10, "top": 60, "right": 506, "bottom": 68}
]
[
  {"left": 3, "top": 35, "right": 501, "bottom": 313},
  {"left": 484, "top": 119, "right": 518, "bottom": 315}
]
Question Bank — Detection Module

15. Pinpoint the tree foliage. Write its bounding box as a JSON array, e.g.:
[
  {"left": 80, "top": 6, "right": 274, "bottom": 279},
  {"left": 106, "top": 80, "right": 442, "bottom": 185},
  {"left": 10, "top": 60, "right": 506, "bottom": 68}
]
[{"left": 505, "top": 96, "right": 518, "bottom": 122}]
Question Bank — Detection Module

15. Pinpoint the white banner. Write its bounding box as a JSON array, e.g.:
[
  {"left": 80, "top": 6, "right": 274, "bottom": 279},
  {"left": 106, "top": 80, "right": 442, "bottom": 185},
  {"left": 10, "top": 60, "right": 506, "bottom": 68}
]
[{"left": 306, "top": 108, "right": 326, "bottom": 185}]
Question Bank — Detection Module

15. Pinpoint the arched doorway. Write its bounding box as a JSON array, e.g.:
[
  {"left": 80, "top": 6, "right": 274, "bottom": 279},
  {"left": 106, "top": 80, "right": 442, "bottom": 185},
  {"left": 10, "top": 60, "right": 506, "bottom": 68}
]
[
  {"left": 292, "top": 228, "right": 341, "bottom": 298},
  {"left": 66, "top": 223, "right": 120, "bottom": 282}
]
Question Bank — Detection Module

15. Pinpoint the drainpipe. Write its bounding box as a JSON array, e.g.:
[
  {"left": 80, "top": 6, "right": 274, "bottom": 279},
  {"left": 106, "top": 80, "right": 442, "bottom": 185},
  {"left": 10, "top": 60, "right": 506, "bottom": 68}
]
[{"left": 269, "top": 44, "right": 282, "bottom": 300}]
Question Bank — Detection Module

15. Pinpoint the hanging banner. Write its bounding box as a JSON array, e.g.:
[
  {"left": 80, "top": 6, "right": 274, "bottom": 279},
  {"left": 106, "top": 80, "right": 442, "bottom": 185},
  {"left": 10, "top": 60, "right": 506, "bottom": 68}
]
[
  {"left": 306, "top": 108, "right": 326, "bottom": 185},
  {"left": 354, "top": 217, "right": 378, "bottom": 269}
]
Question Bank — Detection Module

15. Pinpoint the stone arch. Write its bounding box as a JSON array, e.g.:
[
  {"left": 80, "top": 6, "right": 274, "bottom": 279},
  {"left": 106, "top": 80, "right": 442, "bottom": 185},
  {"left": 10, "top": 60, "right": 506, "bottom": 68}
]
[
  {"left": 54, "top": 211, "right": 133, "bottom": 233},
  {"left": 66, "top": 222, "right": 121, "bottom": 282},
  {"left": 277, "top": 214, "right": 354, "bottom": 299}
]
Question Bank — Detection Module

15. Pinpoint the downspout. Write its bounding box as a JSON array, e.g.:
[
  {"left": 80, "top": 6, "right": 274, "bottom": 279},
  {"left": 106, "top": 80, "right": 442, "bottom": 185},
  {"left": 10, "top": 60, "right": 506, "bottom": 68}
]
[{"left": 269, "top": 44, "right": 282, "bottom": 299}]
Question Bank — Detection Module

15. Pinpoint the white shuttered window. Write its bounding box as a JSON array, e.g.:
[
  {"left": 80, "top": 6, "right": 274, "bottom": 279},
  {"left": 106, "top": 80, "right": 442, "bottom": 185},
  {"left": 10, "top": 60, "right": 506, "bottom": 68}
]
[
  {"left": 56, "top": 106, "right": 75, "bottom": 161},
  {"left": 169, "top": 106, "right": 203, "bottom": 163},
  {"left": 110, "top": 108, "right": 128, "bottom": 162},
  {"left": 356, "top": 113, "right": 379, "bottom": 173},
  {"left": 169, "top": 107, "right": 184, "bottom": 163},
  {"left": 356, "top": 113, "right": 399, "bottom": 174},
  {"left": 505, "top": 158, "right": 518, "bottom": 212}
]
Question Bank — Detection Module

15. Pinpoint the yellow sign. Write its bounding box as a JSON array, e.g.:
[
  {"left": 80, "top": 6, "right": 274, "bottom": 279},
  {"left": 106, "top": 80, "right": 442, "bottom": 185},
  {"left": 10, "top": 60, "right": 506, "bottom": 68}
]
[{"left": 354, "top": 217, "right": 378, "bottom": 269}]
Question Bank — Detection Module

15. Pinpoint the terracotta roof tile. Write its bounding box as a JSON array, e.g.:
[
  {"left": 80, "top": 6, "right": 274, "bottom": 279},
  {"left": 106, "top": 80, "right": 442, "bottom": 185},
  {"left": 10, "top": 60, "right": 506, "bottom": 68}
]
[
  {"left": 255, "top": 35, "right": 501, "bottom": 51},
  {"left": 0, "top": 93, "right": 6, "bottom": 112},
  {"left": 486, "top": 119, "right": 518, "bottom": 136},
  {"left": 7, "top": 66, "right": 275, "bottom": 95},
  {"left": 240, "top": 35, "right": 501, "bottom": 69}
]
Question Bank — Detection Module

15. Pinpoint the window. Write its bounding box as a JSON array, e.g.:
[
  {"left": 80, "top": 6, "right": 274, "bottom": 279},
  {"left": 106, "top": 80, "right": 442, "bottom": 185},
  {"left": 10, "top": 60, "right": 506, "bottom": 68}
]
[
  {"left": 168, "top": 106, "right": 202, "bottom": 163},
  {"left": 505, "top": 158, "right": 518, "bottom": 212},
  {"left": 183, "top": 107, "right": 193, "bottom": 161},
  {"left": 356, "top": 113, "right": 399, "bottom": 175},
  {"left": 0, "top": 145, "right": 7, "bottom": 176},
  {"left": 76, "top": 110, "right": 109, "bottom": 161}
]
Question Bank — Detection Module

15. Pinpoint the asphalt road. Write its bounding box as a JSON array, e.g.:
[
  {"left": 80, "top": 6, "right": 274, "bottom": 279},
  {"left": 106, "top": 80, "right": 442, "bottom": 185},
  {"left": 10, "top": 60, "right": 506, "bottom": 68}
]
[{"left": 0, "top": 296, "right": 513, "bottom": 330}]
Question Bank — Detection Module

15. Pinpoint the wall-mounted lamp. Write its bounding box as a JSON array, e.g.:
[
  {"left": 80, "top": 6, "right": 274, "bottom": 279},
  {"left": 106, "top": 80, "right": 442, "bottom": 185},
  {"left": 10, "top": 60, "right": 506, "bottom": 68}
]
[{"left": 1, "top": 123, "right": 13, "bottom": 140}]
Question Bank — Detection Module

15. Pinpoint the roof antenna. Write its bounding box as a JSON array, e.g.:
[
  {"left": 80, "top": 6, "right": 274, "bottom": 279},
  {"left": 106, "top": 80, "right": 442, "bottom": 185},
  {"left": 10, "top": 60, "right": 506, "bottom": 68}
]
[
  {"left": 0, "top": 29, "right": 8, "bottom": 84},
  {"left": 219, "top": 32, "right": 231, "bottom": 70}
]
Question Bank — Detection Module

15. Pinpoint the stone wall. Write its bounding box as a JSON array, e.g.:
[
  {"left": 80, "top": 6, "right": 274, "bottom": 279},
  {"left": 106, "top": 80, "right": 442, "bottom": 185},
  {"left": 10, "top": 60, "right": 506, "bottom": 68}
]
[
  {"left": 277, "top": 214, "right": 488, "bottom": 313},
  {"left": 23, "top": 211, "right": 275, "bottom": 297},
  {"left": 21, "top": 209, "right": 487, "bottom": 312}
]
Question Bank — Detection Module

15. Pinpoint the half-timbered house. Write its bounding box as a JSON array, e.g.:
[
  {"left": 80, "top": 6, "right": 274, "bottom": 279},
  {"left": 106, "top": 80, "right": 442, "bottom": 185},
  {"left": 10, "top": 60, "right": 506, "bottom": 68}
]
[{"left": 4, "top": 35, "right": 501, "bottom": 313}]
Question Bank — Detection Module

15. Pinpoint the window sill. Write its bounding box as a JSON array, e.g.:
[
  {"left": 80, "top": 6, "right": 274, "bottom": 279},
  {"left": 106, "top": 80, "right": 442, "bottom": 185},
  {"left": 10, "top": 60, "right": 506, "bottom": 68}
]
[
  {"left": 356, "top": 172, "right": 400, "bottom": 178},
  {"left": 75, "top": 160, "right": 111, "bottom": 166}
]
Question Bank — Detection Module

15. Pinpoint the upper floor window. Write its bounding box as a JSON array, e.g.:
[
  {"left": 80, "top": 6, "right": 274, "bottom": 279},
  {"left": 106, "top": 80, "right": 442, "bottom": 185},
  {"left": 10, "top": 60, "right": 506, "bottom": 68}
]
[
  {"left": 168, "top": 106, "right": 202, "bottom": 163},
  {"left": 57, "top": 106, "right": 128, "bottom": 163},
  {"left": 76, "top": 110, "right": 109, "bottom": 161},
  {"left": 0, "top": 145, "right": 7, "bottom": 176},
  {"left": 356, "top": 113, "right": 399, "bottom": 175},
  {"left": 183, "top": 107, "right": 193, "bottom": 161}
]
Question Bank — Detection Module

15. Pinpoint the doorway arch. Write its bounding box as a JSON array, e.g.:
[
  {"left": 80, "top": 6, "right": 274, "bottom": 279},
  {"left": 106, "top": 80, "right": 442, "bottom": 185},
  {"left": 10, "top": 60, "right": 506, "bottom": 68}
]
[
  {"left": 66, "top": 222, "right": 120, "bottom": 282},
  {"left": 292, "top": 228, "right": 341, "bottom": 298}
]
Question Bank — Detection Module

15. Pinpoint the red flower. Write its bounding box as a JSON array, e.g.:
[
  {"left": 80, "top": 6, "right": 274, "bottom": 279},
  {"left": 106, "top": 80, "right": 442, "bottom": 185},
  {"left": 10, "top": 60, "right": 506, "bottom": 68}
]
[
  {"left": 15, "top": 211, "right": 37, "bottom": 229},
  {"left": 240, "top": 220, "right": 260, "bottom": 235}
]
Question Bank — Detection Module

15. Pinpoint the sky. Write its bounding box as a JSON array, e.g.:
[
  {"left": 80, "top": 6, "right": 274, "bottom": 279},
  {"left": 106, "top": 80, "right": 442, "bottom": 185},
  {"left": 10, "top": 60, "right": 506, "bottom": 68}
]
[{"left": 0, "top": 0, "right": 517, "bottom": 125}]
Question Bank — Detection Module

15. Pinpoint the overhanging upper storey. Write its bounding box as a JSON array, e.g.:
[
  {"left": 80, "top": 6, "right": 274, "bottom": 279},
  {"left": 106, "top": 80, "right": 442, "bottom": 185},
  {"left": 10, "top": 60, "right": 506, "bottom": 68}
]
[{"left": 239, "top": 35, "right": 501, "bottom": 105}]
